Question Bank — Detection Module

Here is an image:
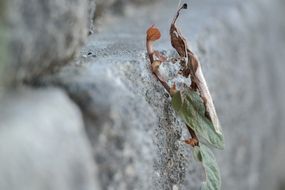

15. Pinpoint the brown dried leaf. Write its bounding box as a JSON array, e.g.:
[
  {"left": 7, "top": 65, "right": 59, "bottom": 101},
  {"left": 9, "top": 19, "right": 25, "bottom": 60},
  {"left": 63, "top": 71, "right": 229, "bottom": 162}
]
[
  {"left": 170, "top": 3, "right": 188, "bottom": 58},
  {"left": 188, "top": 50, "right": 199, "bottom": 73},
  {"left": 193, "top": 65, "right": 223, "bottom": 134},
  {"left": 169, "top": 3, "right": 223, "bottom": 134},
  {"left": 147, "top": 26, "right": 161, "bottom": 41}
]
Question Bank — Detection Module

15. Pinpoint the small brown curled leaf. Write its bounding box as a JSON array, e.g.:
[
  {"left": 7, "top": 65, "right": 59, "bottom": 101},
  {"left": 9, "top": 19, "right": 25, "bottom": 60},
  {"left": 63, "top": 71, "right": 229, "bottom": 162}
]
[
  {"left": 170, "top": 4, "right": 188, "bottom": 58},
  {"left": 188, "top": 50, "right": 199, "bottom": 74},
  {"left": 169, "top": 3, "right": 223, "bottom": 135},
  {"left": 147, "top": 26, "right": 161, "bottom": 41}
]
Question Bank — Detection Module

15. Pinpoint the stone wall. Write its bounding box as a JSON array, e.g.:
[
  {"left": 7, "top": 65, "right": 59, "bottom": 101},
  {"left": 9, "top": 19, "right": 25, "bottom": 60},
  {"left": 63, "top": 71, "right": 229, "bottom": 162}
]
[
  {"left": 1, "top": 0, "right": 89, "bottom": 84},
  {"left": 0, "top": 0, "right": 284, "bottom": 190}
]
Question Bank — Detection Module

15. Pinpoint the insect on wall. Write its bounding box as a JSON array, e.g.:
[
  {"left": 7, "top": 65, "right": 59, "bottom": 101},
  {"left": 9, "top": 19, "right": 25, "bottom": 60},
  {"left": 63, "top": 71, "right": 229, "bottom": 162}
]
[{"left": 146, "top": 3, "right": 224, "bottom": 190}]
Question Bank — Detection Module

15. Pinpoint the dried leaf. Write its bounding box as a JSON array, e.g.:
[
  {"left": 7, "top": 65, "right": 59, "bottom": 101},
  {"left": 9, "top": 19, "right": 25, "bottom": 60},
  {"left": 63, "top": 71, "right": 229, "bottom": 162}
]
[
  {"left": 170, "top": 3, "right": 188, "bottom": 59},
  {"left": 193, "top": 66, "right": 223, "bottom": 135},
  {"left": 170, "top": 3, "right": 223, "bottom": 135},
  {"left": 171, "top": 89, "right": 224, "bottom": 149},
  {"left": 147, "top": 26, "right": 161, "bottom": 41},
  {"left": 145, "top": 4, "right": 224, "bottom": 190}
]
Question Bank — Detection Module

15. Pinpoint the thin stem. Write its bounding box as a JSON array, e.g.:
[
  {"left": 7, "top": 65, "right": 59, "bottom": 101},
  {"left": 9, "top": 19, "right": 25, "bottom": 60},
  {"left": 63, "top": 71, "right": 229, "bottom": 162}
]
[
  {"left": 146, "top": 38, "right": 170, "bottom": 94},
  {"left": 172, "top": 3, "right": 188, "bottom": 25},
  {"left": 146, "top": 39, "right": 154, "bottom": 63}
]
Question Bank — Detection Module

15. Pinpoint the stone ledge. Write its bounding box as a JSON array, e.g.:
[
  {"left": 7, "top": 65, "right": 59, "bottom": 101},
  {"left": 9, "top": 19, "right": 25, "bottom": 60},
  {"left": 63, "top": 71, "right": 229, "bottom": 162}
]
[
  {"left": 28, "top": 0, "right": 285, "bottom": 189},
  {"left": 0, "top": 87, "right": 99, "bottom": 190}
]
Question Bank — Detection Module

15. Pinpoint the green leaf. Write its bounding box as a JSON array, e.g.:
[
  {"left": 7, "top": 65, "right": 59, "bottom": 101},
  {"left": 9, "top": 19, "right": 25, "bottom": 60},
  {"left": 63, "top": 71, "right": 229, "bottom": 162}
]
[
  {"left": 172, "top": 90, "right": 183, "bottom": 112},
  {"left": 171, "top": 90, "right": 224, "bottom": 149},
  {"left": 192, "top": 146, "right": 202, "bottom": 162},
  {"left": 193, "top": 144, "right": 222, "bottom": 190}
]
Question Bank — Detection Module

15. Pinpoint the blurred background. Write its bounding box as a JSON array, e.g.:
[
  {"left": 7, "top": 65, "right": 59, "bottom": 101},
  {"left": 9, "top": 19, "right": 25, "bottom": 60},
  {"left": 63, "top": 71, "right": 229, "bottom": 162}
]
[{"left": 0, "top": 0, "right": 285, "bottom": 190}]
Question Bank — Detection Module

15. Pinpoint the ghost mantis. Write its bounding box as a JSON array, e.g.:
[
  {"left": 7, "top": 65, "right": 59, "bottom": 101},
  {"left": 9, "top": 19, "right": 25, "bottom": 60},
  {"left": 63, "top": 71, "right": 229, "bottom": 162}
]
[{"left": 146, "top": 3, "right": 224, "bottom": 190}]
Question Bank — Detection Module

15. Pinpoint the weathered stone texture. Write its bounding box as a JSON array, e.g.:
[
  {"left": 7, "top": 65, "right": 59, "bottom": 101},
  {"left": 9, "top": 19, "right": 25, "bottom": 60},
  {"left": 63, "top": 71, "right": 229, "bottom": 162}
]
[
  {"left": 2, "top": 0, "right": 89, "bottom": 84},
  {"left": 0, "top": 88, "right": 99, "bottom": 190},
  {"left": 94, "top": 0, "right": 156, "bottom": 18},
  {"left": 0, "top": 0, "right": 285, "bottom": 190},
  {"left": 40, "top": 0, "right": 285, "bottom": 189}
]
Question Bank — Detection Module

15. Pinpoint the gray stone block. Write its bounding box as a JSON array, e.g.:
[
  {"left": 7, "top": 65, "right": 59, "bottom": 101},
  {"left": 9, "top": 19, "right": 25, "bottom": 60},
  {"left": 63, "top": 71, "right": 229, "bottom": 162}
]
[
  {"left": 40, "top": 68, "right": 159, "bottom": 190},
  {"left": 42, "top": 0, "right": 284, "bottom": 189},
  {"left": 2, "top": 0, "right": 89, "bottom": 84},
  {"left": 0, "top": 87, "right": 99, "bottom": 190},
  {"left": 88, "top": 0, "right": 96, "bottom": 35},
  {"left": 95, "top": 0, "right": 157, "bottom": 18},
  {"left": 16, "top": 0, "right": 285, "bottom": 189}
]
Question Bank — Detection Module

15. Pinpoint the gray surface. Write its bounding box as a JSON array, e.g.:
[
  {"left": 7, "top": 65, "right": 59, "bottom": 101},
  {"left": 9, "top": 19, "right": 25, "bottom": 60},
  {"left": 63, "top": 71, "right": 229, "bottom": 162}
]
[
  {"left": 0, "top": 0, "right": 284, "bottom": 189},
  {"left": 37, "top": 0, "right": 285, "bottom": 189},
  {"left": 39, "top": 65, "right": 159, "bottom": 190},
  {"left": 88, "top": 0, "right": 96, "bottom": 34},
  {"left": 2, "top": 0, "right": 89, "bottom": 84},
  {"left": 94, "top": 0, "right": 156, "bottom": 18},
  {"left": 0, "top": 87, "right": 99, "bottom": 190}
]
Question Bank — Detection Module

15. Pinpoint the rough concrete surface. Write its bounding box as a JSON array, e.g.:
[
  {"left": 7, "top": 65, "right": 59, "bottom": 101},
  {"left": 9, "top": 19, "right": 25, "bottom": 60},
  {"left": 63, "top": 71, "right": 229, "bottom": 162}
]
[
  {"left": 0, "top": 87, "right": 99, "bottom": 190},
  {"left": 94, "top": 0, "right": 156, "bottom": 18},
  {"left": 88, "top": 0, "right": 96, "bottom": 34},
  {"left": 2, "top": 0, "right": 89, "bottom": 84},
  {"left": 36, "top": 0, "right": 285, "bottom": 189},
  {"left": 0, "top": 0, "right": 285, "bottom": 190}
]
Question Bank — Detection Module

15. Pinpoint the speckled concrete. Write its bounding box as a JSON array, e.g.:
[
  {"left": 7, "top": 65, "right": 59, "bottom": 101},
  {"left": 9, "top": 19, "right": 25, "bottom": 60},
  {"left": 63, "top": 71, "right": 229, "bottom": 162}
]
[
  {"left": 1, "top": 0, "right": 285, "bottom": 189},
  {"left": 38, "top": 0, "right": 285, "bottom": 189}
]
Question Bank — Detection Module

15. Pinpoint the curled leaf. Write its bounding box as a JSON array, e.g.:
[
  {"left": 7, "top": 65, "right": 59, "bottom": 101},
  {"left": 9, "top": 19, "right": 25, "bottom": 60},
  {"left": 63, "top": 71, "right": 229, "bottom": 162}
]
[
  {"left": 147, "top": 26, "right": 161, "bottom": 41},
  {"left": 170, "top": 3, "right": 223, "bottom": 135},
  {"left": 194, "top": 67, "right": 223, "bottom": 135},
  {"left": 145, "top": 3, "right": 224, "bottom": 190},
  {"left": 170, "top": 4, "right": 188, "bottom": 58}
]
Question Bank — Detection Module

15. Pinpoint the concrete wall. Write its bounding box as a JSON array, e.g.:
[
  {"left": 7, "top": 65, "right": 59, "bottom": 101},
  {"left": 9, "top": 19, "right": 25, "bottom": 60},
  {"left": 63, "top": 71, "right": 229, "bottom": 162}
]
[{"left": 0, "top": 0, "right": 284, "bottom": 189}]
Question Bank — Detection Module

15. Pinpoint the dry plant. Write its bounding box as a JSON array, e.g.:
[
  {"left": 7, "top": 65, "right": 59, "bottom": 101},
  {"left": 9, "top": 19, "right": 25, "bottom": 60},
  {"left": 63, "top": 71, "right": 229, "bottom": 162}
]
[{"left": 146, "top": 3, "right": 224, "bottom": 190}]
